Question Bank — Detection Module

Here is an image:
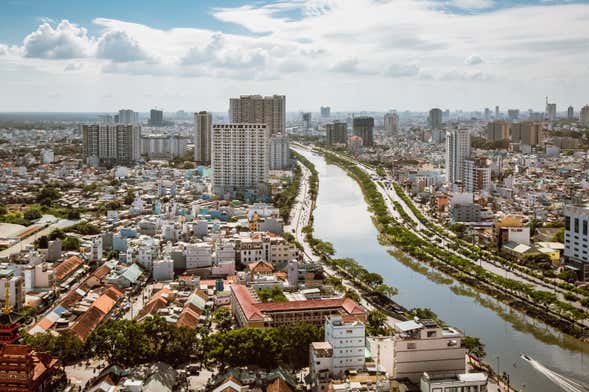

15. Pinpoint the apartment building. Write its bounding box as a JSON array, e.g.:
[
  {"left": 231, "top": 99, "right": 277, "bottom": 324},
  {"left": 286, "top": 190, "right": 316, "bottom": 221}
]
[
  {"left": 229, "top": 95, "right": 286, "bottom": 134},
  {"left": 510, "top": 122, "right": 544, "bottom": 146},
  {"left": 352, "top": 117, "right": 374, "bottom": 147},
  {"left": 326, "top": 122, "right": 348, "bottom": 146},
  {"left": 309, "top": 316, "right": 366, "bottom": 391},
  {"left": 485, "top": 121, "right": 509, "bottom": 142},
  {"left": 393, "top": 319, "right": 465, "bottom": 383},
  {"left": 141, "top": 134, "right": 189, "bottom": 160},
  {"left": 82, "top": 124, "right": 141, "bottom": 165},
  {"left": 564, "top": 205, "right": 589, "bottom": 280},
  {"left": 384, "top": 111, "right": 399, "bottom": 135},
  {"left": 446, "top": 129, "right": 471, "bottom": 185},
  {"left": 194, "top": 111, "right": 212, "bottom": 165},
  {"left": 211, "top": 123, "right": 270, "bottom": 198},
  {"left": 270, "top": 133, "right": 289, "bottom": 170}
]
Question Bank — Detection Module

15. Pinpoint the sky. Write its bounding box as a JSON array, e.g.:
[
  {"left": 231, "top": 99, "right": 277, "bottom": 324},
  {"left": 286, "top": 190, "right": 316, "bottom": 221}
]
[{"left": 1, "top": 0, "right": 588, "bottom": 112}]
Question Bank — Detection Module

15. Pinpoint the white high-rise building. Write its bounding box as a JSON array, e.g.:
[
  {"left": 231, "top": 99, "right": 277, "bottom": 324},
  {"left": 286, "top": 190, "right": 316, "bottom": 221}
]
[
  {"left": 229, "top": 95, "right": 286, "bottom": 134},
  {"left": 118, "top": 109, "right": 139, "bottom": 124},
  {"left": 446, "top": 129, "right": 471, "bottom": 185},
  {"left": 141, "top": 134, "right": 189, "bottom": 159},
  {"left": 384, "top": 111, "right": 399, "bottom": 135},
  {"left": 82, "top": 124, "right": 141, "bottom": 165},
  {"left": 194, "top": 111, "right": 212, "bottom": 165},
  {"left": 270, "top": 133, "right": 289, "bottom": 170},
  {"left": 211, "top": 123, "right": 270, "bottom": 198}
]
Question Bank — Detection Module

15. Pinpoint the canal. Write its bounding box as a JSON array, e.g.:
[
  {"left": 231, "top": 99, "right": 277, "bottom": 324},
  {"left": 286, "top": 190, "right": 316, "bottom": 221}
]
[{"left": 299, "top": 148, "right": 589, "bottom": 392}]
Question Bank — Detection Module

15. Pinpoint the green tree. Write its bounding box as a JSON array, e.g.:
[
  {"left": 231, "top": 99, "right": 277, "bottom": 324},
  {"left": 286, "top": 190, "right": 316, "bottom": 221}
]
[
  {"left": 36, "top": 186, "right": 61, "bottom": 207},
  {"left": 366, "top": 310, "right": 388, "bottom": 336},
  {"left": 344, "top": 288, "right": 361, "bottom": 302},
  {"left": 212, "top": 308, "right": 233, "bottom": 333},
  {"left": 23, "top": 331, "right": 85, "bottom": 365},
  {"left": 23, "top": 207, "right": 42, "bottom": 221},
  {"left": 257, "top": 287, "right": 288, "bottom": 303},
  {"left": 463, "top": 336, "right": 486, "bottom": 359},
  {"left": 34, "top": 235, "right": 49, "bottom": 249},
  {"left": 61, "top": 236, "right": 80, "bottom": 251},
  {"left": 0, "top": 204, "right": 7, "bottom": 215}
]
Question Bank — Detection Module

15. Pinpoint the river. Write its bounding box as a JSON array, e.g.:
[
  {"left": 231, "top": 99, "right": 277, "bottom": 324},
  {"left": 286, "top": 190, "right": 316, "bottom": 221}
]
[{"left": 298, "top": 148, "right": 589, "bottom": 392}]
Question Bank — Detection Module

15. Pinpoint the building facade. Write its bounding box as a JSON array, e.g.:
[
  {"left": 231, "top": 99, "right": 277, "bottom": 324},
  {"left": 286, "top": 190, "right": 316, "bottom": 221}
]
[
  {"left": 118, "top": 109, "right": 138, "bottom": 124},
  {"left": 429, "top": 108, "right": 443, "bottom": 130},
  {"left": 211, "top": 123, "right": 270, "bottom": 198},
  {"left": 82, "top": 124, "right": 141, "bottom": 165},
  {"left": 580, "top": 105, "right": 589, "bottom": 127},
  {"left": 485, "top": 121, "right": 509, "bottom": 142},
  {"left": 384, "top": 111, "right": 399, "bottom": 135},
  {"left": 229, "top": 95, "right": 286, "bottom": 134},
  {"left": 270, "top": 133, "right": 290, "bottom": 170},
  {"left": 325, "top": 122, "right": 348, "bottom": 146},
  {"left": 150, "top": 109, "right": 163, "bottom": 126},
  {"left": 445, "top": 129, "right": 471, "bottom": 185},
  {"left": 393, "top": 319, "right": 465, "bottom": 383},
  {"left": 141, "top": 134, "right": 189, "bottom": 159},
  {"left": 321, "top": 106, "right": 331, "bottom": 118},
  {"left": 352, "top": 116, "right": 374, "bottom": 147},
  {"left": 510, "top": 122, "right": 544, "bottom": 146},
  {"left": 564, "top": 205, "right": 589, "bottom": 280},
  {"left": 194, "top": 111, "right": 212, "bottom": 165}
]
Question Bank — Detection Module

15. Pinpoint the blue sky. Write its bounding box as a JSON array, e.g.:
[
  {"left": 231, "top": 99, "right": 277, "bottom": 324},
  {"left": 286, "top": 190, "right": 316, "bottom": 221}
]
[{"left": 0, "top": 0, "right": 588, "bottom": 111}]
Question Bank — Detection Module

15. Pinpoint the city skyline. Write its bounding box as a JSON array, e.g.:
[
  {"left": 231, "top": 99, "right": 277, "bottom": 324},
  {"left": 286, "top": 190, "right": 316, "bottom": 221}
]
[{"left": 1, "top": 0, "right": 589, "bottom": 111}]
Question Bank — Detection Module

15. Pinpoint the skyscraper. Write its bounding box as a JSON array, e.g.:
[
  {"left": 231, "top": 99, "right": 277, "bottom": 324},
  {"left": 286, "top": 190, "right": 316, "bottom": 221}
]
[
  {"left": 320, "top": 106, "right": 331, "bottom": 118},
  {"left": 352, "top": 116, "right": 374, "bottom": 147},
  {"left": 580, "top": 105, "right": 589, "bottom": 126},
  {"left": 446, "top": 129, "right": 471, "bottom": 185},
  {"left": 118, "top": 109, "right": 139, "bottom": 124},
  {"left": 545, "top": 98, "right": 556, "bottom": 121},
  {"left": 384, "top": 111, "right": 399, "bottom": 135},
  {"left": 567, "top": 106, "right": 575, "bottom": 120},
  {"left": 82, "top": 124, "right": 141, "bottom": 165},
  {"left": 495, "top": 106, "right": 500, "bottom": 119},
  {"left": 510, "top": 122, "right": 544, "bottom": 146},
  {"left": 270, "top": 133, "right": 289, "bottom": 170},
  {"left": 302, "top": 112, "right": 312, "bottom": 130},
  {"left": 485, "top": 121, "right": 509, "bottom": 142},
  {"left": 211, "top": 123, "right": 270, "bottom": 197},
  {"left": 429, "top": 108, "right": 443, "bottom": 130},
  {"left": 194, "top": 111, "right": 212, "bottom": 165},
  {"left": 507, "top": 109, "right": 520, "bottom": 122},
  {"left": 228, "top": 95, "right": 286, "bottom": 134},
  {"left": 150, "top": 109, "right": 164, "bottom": 127},
  {"left": 325, "top": 122, "right": 348, "bottom": 146}
]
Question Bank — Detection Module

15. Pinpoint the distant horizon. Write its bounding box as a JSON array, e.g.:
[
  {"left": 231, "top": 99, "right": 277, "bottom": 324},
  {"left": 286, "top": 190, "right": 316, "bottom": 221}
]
[{"left": 1, "top": 1, "right": 589, "bottom": 111}]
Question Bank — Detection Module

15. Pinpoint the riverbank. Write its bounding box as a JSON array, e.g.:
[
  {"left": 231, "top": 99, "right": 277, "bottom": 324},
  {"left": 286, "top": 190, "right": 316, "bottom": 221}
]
[{"left": 317, "top": 147, "right": 588, "bottom": 339}]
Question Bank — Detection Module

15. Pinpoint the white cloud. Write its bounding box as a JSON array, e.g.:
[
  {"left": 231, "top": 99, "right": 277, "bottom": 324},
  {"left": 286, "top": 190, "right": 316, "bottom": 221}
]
[
  {"left": 23, "top": 20, "right": 92, "bottom": 59},
  {"left": 1, "top": 1, "right": 589, "bottom": 110},
  {"left": 465, "top": 55, "right": 484, "bottom": 65},
  {"left": 96, "top": 30, "right": 150, "bottom": 62},
  {"left": 449, "top": 0, "right": 495, "bottom": 10},
  {"left": 64, "top": 62, "right": 83, "bottom": 71},
  {"left": 386, "top": 64, "right": 420, "bottom": 78}
]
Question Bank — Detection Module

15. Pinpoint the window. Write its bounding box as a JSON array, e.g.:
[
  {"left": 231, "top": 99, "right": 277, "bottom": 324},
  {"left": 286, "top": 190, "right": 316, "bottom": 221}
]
[
  {"left": 584, "top": 220, "right": 588, "bottom": 236},
  {"left": 575, "top": 218, "right": 580, "bottom": 233},
  {"left": 427, "top": 331, "right": 437, "bottom": 337},
  {"left": 407, "top": 343, "right": 416, "bottom": 349}
]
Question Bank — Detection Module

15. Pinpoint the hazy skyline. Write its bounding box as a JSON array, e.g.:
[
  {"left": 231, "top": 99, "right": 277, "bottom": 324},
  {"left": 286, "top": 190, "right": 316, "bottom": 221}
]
[{"left": 1, "top": 0, "right": 588, "bottom": 112}]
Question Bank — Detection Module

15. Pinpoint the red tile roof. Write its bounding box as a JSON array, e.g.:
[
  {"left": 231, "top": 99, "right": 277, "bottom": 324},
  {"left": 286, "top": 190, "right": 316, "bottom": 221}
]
[
  {"left": 230, "top": 285, "right": 264, "bottom": 321},
  {"left": 54, "top": 255, "right": 83, "bottom": 283}
]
